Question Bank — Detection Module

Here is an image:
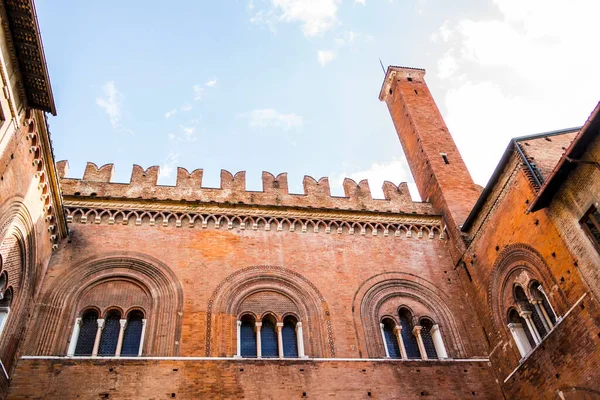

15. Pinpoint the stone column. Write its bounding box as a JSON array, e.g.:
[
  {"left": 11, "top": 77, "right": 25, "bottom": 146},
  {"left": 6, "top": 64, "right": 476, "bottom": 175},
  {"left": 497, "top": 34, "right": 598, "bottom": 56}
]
[
  {"left": 531, "top": 300, "right": 551, "bottom": 332},
  {"left": 235, "top": 320, "right": 242, "bottom": 358},
  {"left": 430, "top": 324, "right": 448, "bottom": 359},
  {"left": 255, "top": 322, "right": 262, "bottom": 358},
  {"left": 537, "top": 285, "right": 559, "bottom": 321},
  {"left": 67, "top": 318, "right": 82, "bottom": 356},
  {"left": 380, "top": 323, "right": 390, "bottom": 358},
  {"left": 508, "top": 322, "right": 532, "bottom": 357},
  {"left": 138, "top": 319, "right": 147, "bottom": 357},
  {"left": 115, "top": 319, "right": 127, "bottom": 357},
  {"left": 394, "top": 325, "right": 407, "bottom": 359},
  {"left": 296, "top": 322, "right": 306, "bottom": 358},
  {"left": 277, "top": 322, "right": 284, "bottom": 358},
  {"left": 91, "top": 319, "right": 105, "bottom": 357},
  {"left": 519, "top": 310, "right": 541, "bottom": 344},
  {"left": 412, "top": 325, "right": 427, "bottom": 360}
]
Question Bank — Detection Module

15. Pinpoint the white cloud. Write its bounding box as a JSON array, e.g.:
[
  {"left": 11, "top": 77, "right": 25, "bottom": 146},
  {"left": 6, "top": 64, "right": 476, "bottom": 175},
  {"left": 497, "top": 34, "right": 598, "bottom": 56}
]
[
  {"left": 331, "top": 159, "right": 420, "bottom": 200},
  {"left": 250, "top": 0, "right": 341, "bottom": 37},
  {"left": 435, "top": 0, "right": 600, "bottom": 186},
  {"left": 159, "top": 152, "right": 179, "bottom": 180},
  {"left": 181, "top": 103, "right": 193, "bottom": 112},
  {"left": 205, "top": 79, "right": 218, "bottom": 87},
  {"left": 355, "top": 0, "right": 365, "bottom": 5},
  {"left": 239, "top": 108, "right": 303, "bottom": 131},
  {"left": 96, "top": 81, "right": 124, "bottom": 129},
  {"left": 193, "top": 84, "right": 204, "bottom": 101},
  {"left": 165, "top": 109, "right": 177, "bottom": 119},
  {"left": 317, "top": 50, "right": 336, "bottom": 67},
  {"left": 180, "top": 125, "right": 197, "bottom": 142},
  {"left": 168, "top": 133, "right": 175, "bottom": 140}
]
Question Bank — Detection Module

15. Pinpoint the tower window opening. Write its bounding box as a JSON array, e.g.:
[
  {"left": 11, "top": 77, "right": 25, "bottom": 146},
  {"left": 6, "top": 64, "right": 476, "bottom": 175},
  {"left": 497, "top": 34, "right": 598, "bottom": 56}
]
[{"left": 441, "top": 153, "right": 449, "bottom": 165}]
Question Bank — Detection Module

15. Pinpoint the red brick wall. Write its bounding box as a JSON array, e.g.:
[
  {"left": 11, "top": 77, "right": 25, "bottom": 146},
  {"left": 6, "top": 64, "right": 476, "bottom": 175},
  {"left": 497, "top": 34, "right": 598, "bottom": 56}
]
[{"left": 8, "top": 359, "right": 502, "bottom": 399}]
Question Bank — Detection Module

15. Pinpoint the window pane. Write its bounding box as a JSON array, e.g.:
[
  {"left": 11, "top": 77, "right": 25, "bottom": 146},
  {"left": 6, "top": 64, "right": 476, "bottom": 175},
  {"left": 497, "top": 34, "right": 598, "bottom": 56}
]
[
  {"left": 383, "top": 323, "right": 401, "bottom": 359},
  {"left": 584, "top": 216, "right": 600, "bottom": 244},
  {"left": 240, "top": 321, "right": 256, "bottom": 358},
  {"left": 99, "top": 313, "right": 121, "bottom": 356},
  {"left": 541, "top": 296, "right": 556, "bottom": 325},
  {"left": 531, "top": 308, "right": 547, "bottom": 339},
  {"left": 261, "top": 319, "right": 279, "bottom": 358},
  {"left": 520, "top": 315, "right": 536, "bottom": 348},
  {"left": 121, "top": 313, "right": 143, "bottom": 356},
  {"left": 420, "top": 324, "right": 438, "bottom": 359},
  {"left": 74, "top": 312, "right": 98, "bottom": 356},
  {"left": 282, "top": 322, "right": 298, "bottom": 358},
  {"left": 399, "top": 314, "right": 420, "bottom": 359}
]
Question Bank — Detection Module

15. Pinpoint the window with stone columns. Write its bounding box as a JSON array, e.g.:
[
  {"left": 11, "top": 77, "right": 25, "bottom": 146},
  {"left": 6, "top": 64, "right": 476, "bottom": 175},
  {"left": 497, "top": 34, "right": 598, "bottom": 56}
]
[
  {"left": 69, "top": 307, "right": 146, "bottom": 357},
  {"left": 237, "top": 311, "right": 304, "bottom": 359},
  {"left": 506, "top": 282, "right": 560, "bottom": 359},
  {"left": 490, "top": 244, "right": 566, "bottom": 363},
  {"left": 382, "top": 308, "right": 448, "bottom": 360},
  {"left": 0, "top": 270, "right": 12, "bottom": 338},
  {"left": 357, "top": 275, "right": 465, "bottom": 359}
]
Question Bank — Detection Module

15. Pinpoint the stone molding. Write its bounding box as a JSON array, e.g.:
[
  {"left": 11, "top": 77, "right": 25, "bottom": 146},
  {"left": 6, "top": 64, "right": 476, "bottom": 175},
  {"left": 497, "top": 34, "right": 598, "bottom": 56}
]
[{"left": 63, "top": 200, "right": 445, "bottom": 240}]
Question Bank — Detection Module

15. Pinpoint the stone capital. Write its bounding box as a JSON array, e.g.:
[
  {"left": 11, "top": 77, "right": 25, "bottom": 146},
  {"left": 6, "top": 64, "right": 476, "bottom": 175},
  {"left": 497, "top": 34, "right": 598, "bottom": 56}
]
[
  {"left": 119, "top": 319, "right": 127, "bottom": 328},
  {"left": 393, "top": 325, "right": 402, "bottom": 334},
  {"left": 412, "top": 325, "right": 423, "bottom": 336},
  {"left": 97, "top": 319, "right": 105, "bottom": 328}
]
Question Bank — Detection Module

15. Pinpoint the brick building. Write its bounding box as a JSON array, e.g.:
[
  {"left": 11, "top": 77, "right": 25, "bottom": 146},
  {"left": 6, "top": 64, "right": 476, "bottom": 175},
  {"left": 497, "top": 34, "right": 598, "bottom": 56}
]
[{"left": 0, "top": 1, "right": 599, "bottom": 398}]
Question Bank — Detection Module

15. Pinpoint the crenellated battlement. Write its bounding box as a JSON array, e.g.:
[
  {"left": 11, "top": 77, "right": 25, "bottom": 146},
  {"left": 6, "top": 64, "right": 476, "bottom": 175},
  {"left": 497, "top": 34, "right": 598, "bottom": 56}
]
[{"left": 57, "top": 161, "right": 435, "bottom": 215}]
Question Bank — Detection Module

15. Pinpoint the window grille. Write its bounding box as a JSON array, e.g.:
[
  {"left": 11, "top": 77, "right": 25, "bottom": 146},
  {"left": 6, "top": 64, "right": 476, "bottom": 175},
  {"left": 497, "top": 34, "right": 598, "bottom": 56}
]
[
  {"left": 74, "top": 310, "right": 98, "bottom": 356},
  {"left": 99, "top": 311, "right": 121, "bottom": 356},
  {"left": 581, "top": 206, "right": 600, "bottom": 252},
  {"left": 382, "top": 320, "right": 401, "bottom": 359},
  {"left": 261, "top": 319, "right": 279, "bottom": 358},
  {"left": 541, "top": 295, "right": 556, "bottom": 325},
  {"left": 240, "top": 319, "right": 257, "bottom": 358},
  {"left": 121, "top": 311, "right": 144, "bottom": 356},
  {"left": 531, "top": 307, "right": 547, "bottom": 339},
  {"left": 282, "top": 319, "right": 298, "bottom": 358},
  {"left": 399, "top": 311, "right": 420, "bottom": 359},
  {"left": 519, "top": 315, "right": 536, "bottom": 348},
  {"left": 420, "top": 320, "right": 438, "bottom": 359}
]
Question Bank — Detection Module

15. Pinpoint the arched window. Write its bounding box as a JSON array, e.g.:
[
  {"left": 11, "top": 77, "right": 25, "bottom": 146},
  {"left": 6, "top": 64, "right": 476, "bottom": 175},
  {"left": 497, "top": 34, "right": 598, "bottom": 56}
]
[
  {"left": 381, "top": 318, "right": 401, "bottom": 359},
  {"left": 282, "top": 316, "right": 298, "bottom": 358},
  {"left": 121, "top": 310, "right": 145, "bottom": 357},
  {"left": 99, "top": 310, "right": 121, "bottom": 356},
  {"left": 514, "top": 286, "right": 546, "bottom": 340},
  {"left": 530, "top": 282, "right": 557, "bottom": 327},
  {"left": 508, "top": 308, "right": 534, "bottom": 358},
  {"left": 240, "top": 314, "right": 257, "bottom": 358},
  {"left": 74, "top": 310, "right": 98, "bottom": 356},
  {"left": 399, "top": 308, "right": 420, "bottom": 359},
  {"left": 0, "top": 285, "right": 12, "bottom": 337},
  {"left": 261, "top": 315, "right": 279, "bottom": 358},
  {"left": 420, "top": 319, "right": 438, "bottom": 359}
]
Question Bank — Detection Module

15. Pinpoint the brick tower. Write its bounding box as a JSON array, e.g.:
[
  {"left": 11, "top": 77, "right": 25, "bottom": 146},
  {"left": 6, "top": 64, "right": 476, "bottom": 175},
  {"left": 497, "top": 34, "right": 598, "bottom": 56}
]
[{"left": 379, "top": 66, "right": 481, "bottom": 252}]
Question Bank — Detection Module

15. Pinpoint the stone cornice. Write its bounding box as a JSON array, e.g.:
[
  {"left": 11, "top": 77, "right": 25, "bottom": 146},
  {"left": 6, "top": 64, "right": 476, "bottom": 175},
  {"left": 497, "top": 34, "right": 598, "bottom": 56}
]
[{"left": 63, "top": 197, "right": 445, "bottom": 239}]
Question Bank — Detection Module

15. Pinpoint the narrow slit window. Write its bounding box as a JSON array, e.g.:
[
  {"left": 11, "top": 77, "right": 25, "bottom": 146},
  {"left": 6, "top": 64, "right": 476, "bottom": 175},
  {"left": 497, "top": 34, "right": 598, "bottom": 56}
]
[{"left": 441, "top": 153, "right": 449, "bottom": 165}]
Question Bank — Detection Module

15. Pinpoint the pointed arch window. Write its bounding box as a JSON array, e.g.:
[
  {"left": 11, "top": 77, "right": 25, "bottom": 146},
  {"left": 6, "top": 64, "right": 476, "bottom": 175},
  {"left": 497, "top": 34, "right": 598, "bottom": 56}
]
[
  {"left": 74, "top": 310, "right": 98, "bottom": 356},
  {"left": 240, "top": 315, "right": 257, "bottom": 358},
  {"left": 399, "top": 308, "right": 420, "bottom": 359},
  {"left": 121, "top": 310, "right": 145, "bottom": 357},
  {"left": 261, "top": 316, "right": 279, "bottom": 358},
  {"left": 282, "top": 316, "right": 298, "bottom": 358},
  {"left": 99, "top": 310, "right": 121, "bottom": 356},
  {"left": 381, "top": 318, "right": 401, "bottom": 359}
]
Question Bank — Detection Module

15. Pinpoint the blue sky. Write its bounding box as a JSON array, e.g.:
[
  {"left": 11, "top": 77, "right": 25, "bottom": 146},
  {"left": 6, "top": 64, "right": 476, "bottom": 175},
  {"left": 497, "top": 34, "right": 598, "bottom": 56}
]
[{"left": 36, "top": 0, "right": 600, "bottom": 198}]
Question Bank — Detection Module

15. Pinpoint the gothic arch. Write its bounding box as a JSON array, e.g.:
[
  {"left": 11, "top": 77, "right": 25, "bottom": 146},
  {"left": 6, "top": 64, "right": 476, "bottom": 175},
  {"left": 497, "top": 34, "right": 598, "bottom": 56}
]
[
  {"left": 488, "top": 243, "right": 566, "bottom": 335},
  {"left": 206, "top": 265, "right": 335, "bottom": 357},
  {"left": 27, "top": 252, "right": 183, "bottom": 356},
  {"left": 353, "top": 272, "right": 466, "bottom": 358}
]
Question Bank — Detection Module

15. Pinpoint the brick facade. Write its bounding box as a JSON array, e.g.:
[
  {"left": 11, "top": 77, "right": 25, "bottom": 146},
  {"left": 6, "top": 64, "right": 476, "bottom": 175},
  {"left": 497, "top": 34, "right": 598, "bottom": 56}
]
[{"left": 1, "top": 4, "right": 600, "bottom": 398}]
